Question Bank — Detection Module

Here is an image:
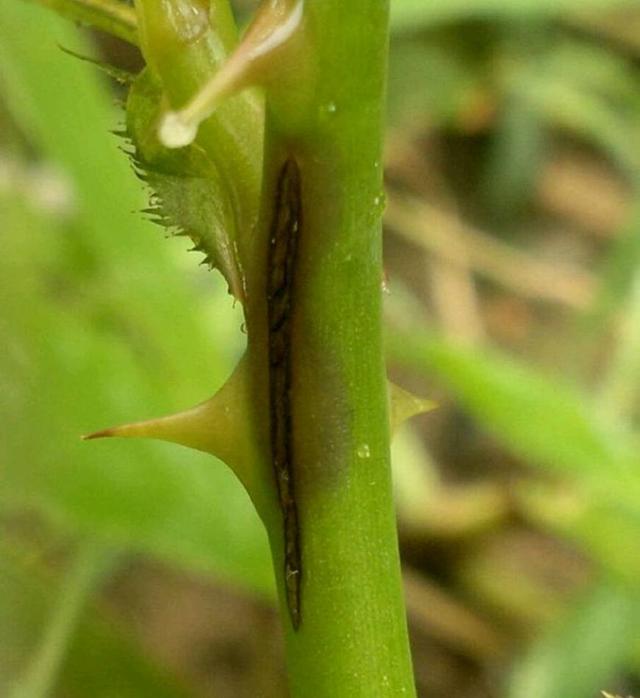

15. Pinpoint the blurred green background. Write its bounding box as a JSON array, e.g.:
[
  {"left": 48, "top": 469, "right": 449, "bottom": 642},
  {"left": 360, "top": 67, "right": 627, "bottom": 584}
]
[{"left": 2, "top": 0, "right": 640, "bottom": 696}]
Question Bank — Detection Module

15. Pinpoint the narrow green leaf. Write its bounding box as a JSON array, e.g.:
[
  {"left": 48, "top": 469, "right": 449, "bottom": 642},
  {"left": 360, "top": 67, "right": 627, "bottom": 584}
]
[
  {"left": 9, "top": 544, "right": 114, "bottom": 698},
  {"left": 27, "top": 0, "right": 138, "bottom": 45},
  {"left": 126, "top": 69, "right": 245, "bottom": 300},
  {"left": 390, "top": 0, "right": 639, "bottom": 31},
  {"left": 0, "top": 548, "right": 197, "bottom": 698},
  {"left": 509, "top": 583, "right": 639, "bottom": 698},
  {"left": 132, "top": 0, "right": 264, "bottom": 304},
  {"left": 389, "top": 332, "right": 640, "bottom": 505}
]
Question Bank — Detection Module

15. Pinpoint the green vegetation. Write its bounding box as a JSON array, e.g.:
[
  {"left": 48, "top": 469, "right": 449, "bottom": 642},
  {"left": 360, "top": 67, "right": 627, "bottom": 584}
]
[{"left": 2, "top": 0, "right": 640, "bottom": 696}]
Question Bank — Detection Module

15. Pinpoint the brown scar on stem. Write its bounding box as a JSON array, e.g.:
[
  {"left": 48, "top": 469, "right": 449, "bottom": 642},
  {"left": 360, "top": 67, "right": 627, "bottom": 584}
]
[{"left": 267, "top": 156, "right": 303, "bottom": 629}]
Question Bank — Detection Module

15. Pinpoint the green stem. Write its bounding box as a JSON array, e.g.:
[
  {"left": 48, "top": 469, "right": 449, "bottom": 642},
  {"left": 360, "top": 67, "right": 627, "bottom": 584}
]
[
  {"left": 260, "top": 3, "right": 417, "bottom": 695},
  {"left": 30, "top": 0, "right": 416, "bottom": 693},
  {"left": 10, "top": 543, "right": 114, "bottom": 698},
  {"left": 28, "top": 0, "right": 138, "bottom": 45}
]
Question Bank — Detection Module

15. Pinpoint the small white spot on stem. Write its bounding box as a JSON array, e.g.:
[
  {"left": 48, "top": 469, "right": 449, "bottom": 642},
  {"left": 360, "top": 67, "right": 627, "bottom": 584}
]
[{"left": 357, "top": 443, "right": 371, "bottom": 459}]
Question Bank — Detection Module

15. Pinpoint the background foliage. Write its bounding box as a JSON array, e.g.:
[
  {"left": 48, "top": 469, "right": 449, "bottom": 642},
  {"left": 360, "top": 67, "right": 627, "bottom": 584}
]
[{"left": 2, "top": 0, "right": 640, "bottom": 696}]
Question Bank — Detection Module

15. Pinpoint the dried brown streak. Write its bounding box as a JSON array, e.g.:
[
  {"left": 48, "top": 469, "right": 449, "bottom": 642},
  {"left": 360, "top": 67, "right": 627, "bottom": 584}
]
[{"left": 267, "top": 157, "right": 302, "bottom": 629}]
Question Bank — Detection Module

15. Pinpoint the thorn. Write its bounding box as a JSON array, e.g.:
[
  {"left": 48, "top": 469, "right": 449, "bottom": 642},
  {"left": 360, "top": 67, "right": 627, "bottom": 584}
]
[
  {"left": 58, "top": 44, "right": 136, "bottom": 84},
  {"left": 81, "top": 358, "right": 261, "bottom": 503},
  {"left": 389, "top": 381, "right": 436, "bottom": 434},
  {"left": 82, "top": 428, "right": 116, "bottom": 440}
]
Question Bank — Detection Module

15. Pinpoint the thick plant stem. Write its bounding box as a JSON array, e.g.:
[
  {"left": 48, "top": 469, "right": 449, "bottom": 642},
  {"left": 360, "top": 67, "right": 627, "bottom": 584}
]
[
  {"left": 260, "top": 3, "right": 417, "bottom": 695},
  {"left": 33, "top": 0, "right": 416, "bottom": 692}
]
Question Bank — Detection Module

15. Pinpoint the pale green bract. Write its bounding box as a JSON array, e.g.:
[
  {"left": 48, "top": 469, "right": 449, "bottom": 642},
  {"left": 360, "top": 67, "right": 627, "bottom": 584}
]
[{"left": 126, "top": 69, "right": 245, "bottom": 300}]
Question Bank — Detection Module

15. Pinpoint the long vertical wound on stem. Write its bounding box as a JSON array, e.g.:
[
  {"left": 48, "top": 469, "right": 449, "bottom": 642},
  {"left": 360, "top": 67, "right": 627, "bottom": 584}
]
[{"left": 268, "top": 157, "right": 302, "bottom": 629}]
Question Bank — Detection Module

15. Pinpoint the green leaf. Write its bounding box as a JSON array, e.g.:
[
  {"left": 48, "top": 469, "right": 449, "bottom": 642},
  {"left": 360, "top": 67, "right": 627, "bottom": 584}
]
[
  {"left": 0, "top": 3, "right": 272, "bottom": 594},
  {"left": 509, "top": 583, "right": 639, "bottom": 698},
  {"left": 388, "top": 332, "right": 640, "bottom": 506},
  {"left": 0, "top": 547, "right": 196, "bottom": 698},
  {"left": 126, "top": 68, "right": 246, "bottom": 300},
  {"left": 131, "top": 0, "right": 264, "bottom": 304},
  {"left": 27, "top": 0, "right": 138, "bottom": 45},
  {"left": 390, "top": 0, "right": 639, "bottom": 31},
  {"left": 510, "top": 40, "right": 640, "bottom": 177},
  {"left": 520, "top": 483, "right": 640, "bottom": 584}
]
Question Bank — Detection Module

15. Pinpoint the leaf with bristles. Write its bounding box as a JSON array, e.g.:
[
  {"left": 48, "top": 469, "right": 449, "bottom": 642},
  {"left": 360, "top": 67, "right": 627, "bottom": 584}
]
[
  {"left": 59, "top": 45, "right": 135, "bottom": 85},
  {"left": 125, "top": 69, "right": 245, "bottom": 301}
]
